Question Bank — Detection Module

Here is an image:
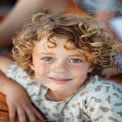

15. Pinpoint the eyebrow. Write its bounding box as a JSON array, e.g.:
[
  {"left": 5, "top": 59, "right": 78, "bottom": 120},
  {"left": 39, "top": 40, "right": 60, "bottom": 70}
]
[
  {"left": 68, "top": 54, "right": 86, "bottom": 60},
  {"left": 37, "top": 52, "right": 84, "bottom": 58},
  {"left": 68, "top": 51, "right": 83, "bottom": 57},
  {"left": 68, "top": 54, "right": 81, "bottom": 57},
  {"left": 37, "top": 52, "right": 55, "bottom": 56}
]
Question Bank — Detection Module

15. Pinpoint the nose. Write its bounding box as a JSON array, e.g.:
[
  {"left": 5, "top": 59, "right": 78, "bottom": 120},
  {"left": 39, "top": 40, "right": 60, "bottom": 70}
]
[{"left": 51, "top": 61, "right": 67, "bottom": 73}]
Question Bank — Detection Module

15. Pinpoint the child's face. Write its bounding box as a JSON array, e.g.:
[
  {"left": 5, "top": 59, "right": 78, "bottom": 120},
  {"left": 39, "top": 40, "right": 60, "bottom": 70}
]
[{"left": 30, "top": 36, "right": 93, "bottom": 93}]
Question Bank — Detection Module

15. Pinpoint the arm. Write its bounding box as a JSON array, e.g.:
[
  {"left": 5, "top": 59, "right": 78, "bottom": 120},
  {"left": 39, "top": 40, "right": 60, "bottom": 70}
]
[
  {"left": 0, "top": 0, "right": 45, "bottom": 50},
  {"left": 0, "top": 0, "right": 68, "bottom": 50},
  {"left": 0, "top": 56, "right": 44, "bottom": 122}
]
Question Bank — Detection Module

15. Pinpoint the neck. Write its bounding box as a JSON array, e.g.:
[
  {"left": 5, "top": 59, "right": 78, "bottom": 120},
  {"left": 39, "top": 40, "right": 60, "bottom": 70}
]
[{"left": 48, "top": 89, "right": 75, "bottom": 101}]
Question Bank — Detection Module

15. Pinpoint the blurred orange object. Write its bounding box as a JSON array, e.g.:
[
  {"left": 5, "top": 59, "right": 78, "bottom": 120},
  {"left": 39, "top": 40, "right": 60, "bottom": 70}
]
[
  {"left": 0, "top": 14, "right": 5, "bottom": 22},
  {"left": 67, "top": 0, "right": 86, "bottom": 15},
  {"left": 109, "top": 74, "right": 122, "bottom": 83},
  {"left": 0, "top": 94, "right": 9, "bottom": 122}
]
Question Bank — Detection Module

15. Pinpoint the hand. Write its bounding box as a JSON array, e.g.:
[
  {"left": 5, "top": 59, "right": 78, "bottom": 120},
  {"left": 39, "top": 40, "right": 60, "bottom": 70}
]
[{"left": 5, "top": 82, "right": 45, "bottom": 122}]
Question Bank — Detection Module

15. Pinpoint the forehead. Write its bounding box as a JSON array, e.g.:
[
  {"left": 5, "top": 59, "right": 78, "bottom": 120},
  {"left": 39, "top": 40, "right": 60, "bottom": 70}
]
[
  {"left": 33, "top": 35, "right": 85, "bottom": 55},
  {"left": 33, "top": 35, "right": 69, "bottom": 49}
]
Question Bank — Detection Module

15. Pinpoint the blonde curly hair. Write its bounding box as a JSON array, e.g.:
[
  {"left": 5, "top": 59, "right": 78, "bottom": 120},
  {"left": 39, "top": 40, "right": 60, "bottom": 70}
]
[{"left": 12, "top": 9, "right": 122, "bottom": 78}]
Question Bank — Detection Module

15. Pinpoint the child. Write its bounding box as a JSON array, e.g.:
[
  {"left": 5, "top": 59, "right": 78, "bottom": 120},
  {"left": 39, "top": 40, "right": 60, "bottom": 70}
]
[{"left": 0, "top": 10, "right": 122, "bottom": 122}]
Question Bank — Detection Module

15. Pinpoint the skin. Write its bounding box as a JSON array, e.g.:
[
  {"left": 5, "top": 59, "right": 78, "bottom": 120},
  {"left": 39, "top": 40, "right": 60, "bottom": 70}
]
[
  {"left": 0, "top": 57, "right": 45, "bottom": 122},
  {"left": 0, "top": 0, "right": 68, "bottom": 50},
  {"left": 30, "top": 36, "right": 93, "bottom": 101}
]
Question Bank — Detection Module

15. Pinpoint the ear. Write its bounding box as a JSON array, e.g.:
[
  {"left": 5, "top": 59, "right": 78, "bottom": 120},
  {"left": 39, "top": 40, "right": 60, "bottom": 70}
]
[
  {"left": 88, "top": 65, "right": 94, "bottom": 73},
  {"left": 29, "top": 62, "right": 35, "bottom": 71}
]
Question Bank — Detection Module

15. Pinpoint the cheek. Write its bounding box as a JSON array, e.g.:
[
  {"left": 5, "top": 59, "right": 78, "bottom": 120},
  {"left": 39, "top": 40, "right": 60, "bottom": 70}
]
[
  {"left": 73, "top": 70, "right": 87, "bottom": 80},
  {"left": 71, "top": 66, "right": 89, "bottom": 81},
  {"left": 33, "top": 62, "right": 50, "bottom": 80}
]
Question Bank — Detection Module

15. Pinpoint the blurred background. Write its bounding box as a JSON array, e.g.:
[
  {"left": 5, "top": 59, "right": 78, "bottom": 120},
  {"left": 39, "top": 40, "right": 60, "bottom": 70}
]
[{"left": 0, "top": 0, "right": 16, "bottom": 15}]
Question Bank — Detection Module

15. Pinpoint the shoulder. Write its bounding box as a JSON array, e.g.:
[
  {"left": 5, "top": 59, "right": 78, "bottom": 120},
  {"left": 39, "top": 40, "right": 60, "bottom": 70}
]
[
  {"left": 84, "top": 76, "right": 122, "bottom": 111},
  {"left": 77, "top": 76, "right": 122, "bottom": 101},
  {"left": 79, "top": 76, "right": 122, "bottom": 111},
  {"left": 80, "top": 76, "right": 122, "bottom": 121},
  {"left": 86, "top": 76, "right": 122, "bottom": 95}
]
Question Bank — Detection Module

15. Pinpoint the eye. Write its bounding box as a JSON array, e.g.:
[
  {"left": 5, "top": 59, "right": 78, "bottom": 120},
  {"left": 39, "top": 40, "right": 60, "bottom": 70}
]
[
  {"left": 41, "top": 57, "right": 54, "bottom": 62},
  {"left": 69, "top": 59, "right": 82, "bottom": 63}
]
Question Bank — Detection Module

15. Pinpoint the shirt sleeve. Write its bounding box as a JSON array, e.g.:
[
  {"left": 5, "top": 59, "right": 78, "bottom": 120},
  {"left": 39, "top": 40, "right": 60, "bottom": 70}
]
[
  {"left": 5, "top": 63, "right": 42, "bottom": 97},
  {"left": 85, "top": 80, "right": 122, "bottom": 122}
]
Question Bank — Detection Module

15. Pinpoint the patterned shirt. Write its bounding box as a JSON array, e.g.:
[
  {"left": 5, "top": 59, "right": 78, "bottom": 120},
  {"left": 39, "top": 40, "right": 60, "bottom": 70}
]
[{"left": 6, "top": 63, "right": 122, "bottom": 122}]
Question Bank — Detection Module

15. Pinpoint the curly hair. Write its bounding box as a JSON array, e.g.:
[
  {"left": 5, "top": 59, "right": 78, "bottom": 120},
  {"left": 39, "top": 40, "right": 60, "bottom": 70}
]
[{"left": 12, "top": 9, "right": 122, "bottom": 78}]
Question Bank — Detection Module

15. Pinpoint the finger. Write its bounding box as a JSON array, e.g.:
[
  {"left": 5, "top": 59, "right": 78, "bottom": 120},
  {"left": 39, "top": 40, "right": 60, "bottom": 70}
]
[
  {"left": 24, "top": 107, "right": 36, "bottom": 122},
  {"left": 32, "top": 107, "right": 45, "bottom": 121},
  {"left": 17, "top": 106, "right": 26, "bottom": 122},
  {"left": 8, "top": 104, "right": 16, "bottom": 122}
]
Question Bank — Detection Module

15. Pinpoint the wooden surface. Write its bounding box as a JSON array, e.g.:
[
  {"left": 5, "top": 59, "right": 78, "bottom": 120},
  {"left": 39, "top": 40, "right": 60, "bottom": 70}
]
[{"left": 0, "top": 94, "right": 9, "bottom": 122}]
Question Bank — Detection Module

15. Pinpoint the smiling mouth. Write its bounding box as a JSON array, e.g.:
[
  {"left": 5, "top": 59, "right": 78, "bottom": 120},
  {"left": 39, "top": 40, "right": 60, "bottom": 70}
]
[{"left": 48, "top": 77, "right": 72, "bottom": 84}]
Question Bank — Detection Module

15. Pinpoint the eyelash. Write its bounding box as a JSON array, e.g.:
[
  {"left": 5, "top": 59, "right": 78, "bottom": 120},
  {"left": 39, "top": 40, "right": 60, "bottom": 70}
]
[
  {"left": 41, "top": 57, "right": 54, "bottom": 62},
  {"left": 41, "top": 57, "right": 82, "bottom": 63},
  {"left": 69, "top": 58, "right": 82, "bottom": 63}
]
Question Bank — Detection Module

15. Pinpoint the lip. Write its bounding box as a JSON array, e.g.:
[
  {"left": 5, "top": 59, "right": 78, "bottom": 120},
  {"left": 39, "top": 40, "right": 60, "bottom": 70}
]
[{"left": 48, "top": 77, "right": 72, "bottom": 84}]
